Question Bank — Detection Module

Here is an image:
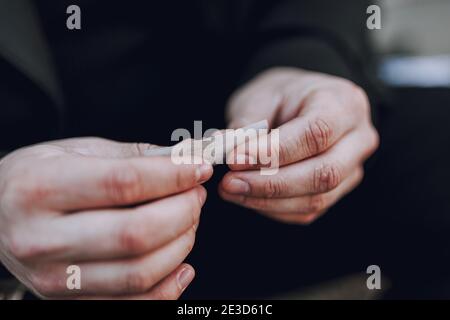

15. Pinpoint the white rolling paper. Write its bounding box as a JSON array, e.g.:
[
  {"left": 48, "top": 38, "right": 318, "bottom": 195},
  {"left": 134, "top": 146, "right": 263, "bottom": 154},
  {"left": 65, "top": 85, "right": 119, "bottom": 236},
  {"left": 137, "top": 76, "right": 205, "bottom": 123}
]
[{"left": 143, "top": 120, "right": 269, "bottom": 165}]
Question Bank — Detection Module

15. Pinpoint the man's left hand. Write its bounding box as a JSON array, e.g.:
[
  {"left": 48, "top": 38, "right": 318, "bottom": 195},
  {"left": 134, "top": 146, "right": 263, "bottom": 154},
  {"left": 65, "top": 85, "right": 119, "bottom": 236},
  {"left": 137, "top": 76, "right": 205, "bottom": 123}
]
[{"left": 219, "top": 67, "right": 379, "bottom": 224}]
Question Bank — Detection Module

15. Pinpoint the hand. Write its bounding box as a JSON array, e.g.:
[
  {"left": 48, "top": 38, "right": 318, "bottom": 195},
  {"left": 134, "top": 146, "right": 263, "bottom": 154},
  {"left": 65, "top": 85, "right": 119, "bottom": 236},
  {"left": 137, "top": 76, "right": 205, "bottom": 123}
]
[
  {"left": 219, "top": 68, "right": 379, "bottom": 224},
  {"left": 0, "top": 138, "right": 213, "bottom": 299}
]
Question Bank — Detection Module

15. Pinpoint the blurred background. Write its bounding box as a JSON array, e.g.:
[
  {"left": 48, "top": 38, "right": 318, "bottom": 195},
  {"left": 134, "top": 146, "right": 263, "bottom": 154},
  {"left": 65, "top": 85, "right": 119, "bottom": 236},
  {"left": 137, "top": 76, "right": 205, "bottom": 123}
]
[{"left": 373, "top": 0, "right": 450, "bottom": 87}]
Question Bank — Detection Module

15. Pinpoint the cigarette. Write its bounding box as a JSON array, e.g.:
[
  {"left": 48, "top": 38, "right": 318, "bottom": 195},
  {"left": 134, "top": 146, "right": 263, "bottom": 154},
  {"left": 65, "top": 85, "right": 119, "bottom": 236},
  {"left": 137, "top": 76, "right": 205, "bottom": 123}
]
[{"left": 143, "top": 120, "right": 269, "bottom": 164}]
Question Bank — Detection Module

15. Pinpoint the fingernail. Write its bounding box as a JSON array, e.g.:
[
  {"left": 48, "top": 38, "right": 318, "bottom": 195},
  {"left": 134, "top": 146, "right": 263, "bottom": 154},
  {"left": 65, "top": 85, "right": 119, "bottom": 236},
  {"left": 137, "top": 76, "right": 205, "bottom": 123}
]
[
  {"left": 178, "top": 267, "right": 195, "bottom": 291},
  {"left": 225, "top": 178, "right": 250, "bottom": 195},
  {"left": 196, "top": 164, "right": 213, "bottom": 183}
]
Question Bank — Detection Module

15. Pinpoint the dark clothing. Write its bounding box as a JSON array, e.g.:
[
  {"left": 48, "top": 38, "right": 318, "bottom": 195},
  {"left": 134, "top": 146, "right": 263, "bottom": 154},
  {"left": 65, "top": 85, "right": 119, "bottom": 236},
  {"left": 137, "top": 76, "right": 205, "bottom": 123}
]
[
  {"left": 1, "top": 0, "right": 373, "bottom": 151},
  {"left": 1, "top": 0, "right": 449, "bottom": 298}
]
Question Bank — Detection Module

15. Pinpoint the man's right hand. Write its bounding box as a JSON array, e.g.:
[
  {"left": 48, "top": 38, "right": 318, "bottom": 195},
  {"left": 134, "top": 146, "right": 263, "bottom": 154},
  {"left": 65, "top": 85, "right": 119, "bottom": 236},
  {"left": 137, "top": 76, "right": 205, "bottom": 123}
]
[{"left": 0, "top": 137, "right": 213, "bottom": 299}]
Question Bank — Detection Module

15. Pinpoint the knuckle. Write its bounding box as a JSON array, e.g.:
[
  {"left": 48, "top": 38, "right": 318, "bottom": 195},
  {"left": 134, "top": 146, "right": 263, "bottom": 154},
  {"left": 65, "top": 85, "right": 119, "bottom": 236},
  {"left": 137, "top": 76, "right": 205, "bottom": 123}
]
[
  {"left": 313, "top": 162, "right": 342, "bottom": 192},
  {"left": 131, "top": 143, "right": 152, "bottom": 156},
  {"left": 179, "top": 189, "right": 203, "bottom": 231},
  {"left": 359, "top": 126, "right": 380, "bottom": 161},
  {"left": 176, "top": 228, "right": 197, "bottom": 257},
  {"left": 124, "top": 268, "right": 151, "bottom": 294},
  {"left": 330, "top": 80, "right": 369, "bottom": 115},
  {"left": 306, "top": 194, "right": 326, "bottom": 213},
  {"left": 263, "top": 178, "right": 286, "bottom": 198},
  {"left": 7, "top": 230, "right": 43, "bottom": 261},
  {"left": 348, "top": 83, "right": 370, "bottom": 115},
  {"left": 118, "top": 218, "right": 148, "bottom": 253},
  {"left": 189, "top": 188, "right": 203, "bottom": 212},
  {"left": 103, "top": 163, "right": 143, "bottom": 204},
  {"left": 303, "top": 118, "right": 333, "bottom": 156},
  {"left": 1, "top": 178, "right": 20, "bottom": 206},
  {"left": 368, "top": 127, "right": 380, "bottom": 153},
  {"left": 189, "top": 192, "right": 202, "bottom": 224},
  {"left": 31, "top": 273, "right": 62, "bottom": 298},
  {"left": 351, "top": 84, "right": 369, "bottom": 105},
  {"left": 6, "top": 231, "right": 28, "bottom": 260},
  {"left": 7, "top": 233, "right": 29, "bottom": 260},
  {"left": 183, "top": 228, "right": 196, "bottom": 254},
  {"left": 355, "top": 167, "right": 365, "bottom": 184},
  {"left": 3, "top": 176, "right": 39, "bottom": 209},
  {"left": 21, "top": 184, "right": 53, "bottom": 209},
  {"left": 175, "top": 166, "right": 197, "bottom": 190},
  {"left": 297, "top": 213, "right": 320, "bottom": 225},
  {"left": 279, "top": 137, "right": 301, "bottom": 165}
]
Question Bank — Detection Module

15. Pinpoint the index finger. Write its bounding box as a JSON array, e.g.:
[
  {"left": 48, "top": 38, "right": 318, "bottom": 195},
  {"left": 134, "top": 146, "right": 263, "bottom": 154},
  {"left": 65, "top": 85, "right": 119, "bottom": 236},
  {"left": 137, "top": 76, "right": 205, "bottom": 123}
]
[
  {"left": 30, "top": 155, "right": 212, "bottom": 211},
  {"left": 229, "top": 100, "right": 357, "bottom": 170}
]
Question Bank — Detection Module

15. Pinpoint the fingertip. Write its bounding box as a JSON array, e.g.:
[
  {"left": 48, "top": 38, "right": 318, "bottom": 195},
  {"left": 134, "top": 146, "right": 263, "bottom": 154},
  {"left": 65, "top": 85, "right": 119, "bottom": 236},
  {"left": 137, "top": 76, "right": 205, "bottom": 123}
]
[
  {"left": 179, "top": 263, "right": 195, "bottom": 275},
  {"left": 177, "top": 264, "right": 195, "bottom": 292},
  {"left": 220, "top": 173, "right": 250, "bottom": 195},
  {"left": 196, "top": 163, "right": 213, "bottom": 184},
  {"left": 219, "top": 172, "right": 232, "bottom": 187},
  {"left": 143, "top": 263, "right": 196, "bottom": 300},
  {"left": 218, "top": 172, "right": 233, "bottom": 194}
]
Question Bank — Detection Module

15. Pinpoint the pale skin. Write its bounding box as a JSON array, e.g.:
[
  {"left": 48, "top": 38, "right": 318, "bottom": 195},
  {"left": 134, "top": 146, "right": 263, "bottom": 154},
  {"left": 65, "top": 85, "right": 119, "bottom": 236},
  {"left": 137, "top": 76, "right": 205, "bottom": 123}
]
[
  {"left": 0, "top": 67, "right": 378, "bottom": 299},
  {"left": 219, "top": 67, "right": 379, "bottom": 224},
  {"left": 0, "top": 138, "right": 213, "bottom": 299}
]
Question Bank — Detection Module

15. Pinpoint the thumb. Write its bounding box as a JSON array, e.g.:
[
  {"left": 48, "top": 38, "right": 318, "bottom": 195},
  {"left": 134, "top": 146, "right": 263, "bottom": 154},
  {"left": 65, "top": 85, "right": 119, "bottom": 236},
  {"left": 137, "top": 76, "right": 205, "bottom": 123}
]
[{"left": 226, "top": 87, "right": 282, "bottom": 129}]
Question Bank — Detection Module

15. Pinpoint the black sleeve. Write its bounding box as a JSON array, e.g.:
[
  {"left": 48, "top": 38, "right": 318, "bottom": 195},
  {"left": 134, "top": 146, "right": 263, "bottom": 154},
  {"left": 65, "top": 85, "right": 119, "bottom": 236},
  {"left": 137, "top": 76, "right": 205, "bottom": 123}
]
[
  {"left": 241, "top": 0, "right": 373, "bottom": 76},
  {"left": 235, "top": 0, "right": 382, "bottom": 127}
]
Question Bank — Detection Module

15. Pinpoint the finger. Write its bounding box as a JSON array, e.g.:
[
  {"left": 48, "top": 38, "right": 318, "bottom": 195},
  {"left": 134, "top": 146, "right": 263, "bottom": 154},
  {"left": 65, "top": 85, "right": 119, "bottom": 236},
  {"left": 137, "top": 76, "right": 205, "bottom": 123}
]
[
  {"left": 257, "top": 177, "right": 358, "bottom": 225},
  {"left": 226, "top": 80, "right": 282, "bottom": 129},
  {"left": 13, "top": 187, "right": 206, "bottom": 262},
  {"left": 221, "top": 125, "right": 378, "bottom": 198},
  {"left": 75, "top": 264, "right": 195, "bottom": 300},
  {"left": 26, "top": 155, "right": 212, "bottom": 211},
  {"left": 142, "top": 263, "right": 195, "bottom": 300},
  {"left": 220, "top": 168, "right": 363, "bottom": 220},
  {"left": 228, "top": 93, "right": 362, "bottom": 170},
  {"left": 31, "top": 229, "right": 196, "bottom": 298}
]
